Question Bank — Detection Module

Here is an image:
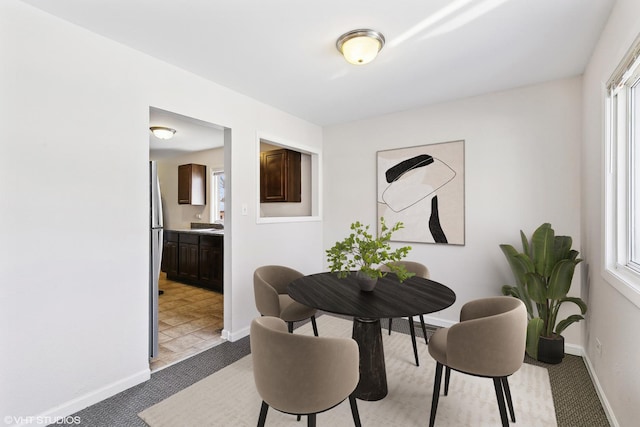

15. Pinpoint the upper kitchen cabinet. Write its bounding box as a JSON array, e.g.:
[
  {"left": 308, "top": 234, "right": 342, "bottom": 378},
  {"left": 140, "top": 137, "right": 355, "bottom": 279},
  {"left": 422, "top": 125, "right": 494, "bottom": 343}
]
[
  {"left": 178, "top": 163, "right": 206, "bottom": 205},
  {"left": 260, "top": 148, "right": 301, "bottom": 203}
]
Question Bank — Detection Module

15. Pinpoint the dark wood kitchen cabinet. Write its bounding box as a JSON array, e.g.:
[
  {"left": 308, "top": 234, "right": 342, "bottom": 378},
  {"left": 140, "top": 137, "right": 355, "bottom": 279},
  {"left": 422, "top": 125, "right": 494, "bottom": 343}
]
[
  {"left": 178, "top": 163, "right": 206, "bottom": 205},
  {"left": 199, "top": 235, "right": 223, "bottom": 292},
  {"left": 161, "top": 231, "right": 179, "bottom": 277},
  {"left": 163, "top": 231, "right": 223, "bottom": 293},
  {"left": 260, "top": 149, "right": 301, "bottom": 203},
  {"left": 177, "top": 233, "right": 199, "bottom": 281}
]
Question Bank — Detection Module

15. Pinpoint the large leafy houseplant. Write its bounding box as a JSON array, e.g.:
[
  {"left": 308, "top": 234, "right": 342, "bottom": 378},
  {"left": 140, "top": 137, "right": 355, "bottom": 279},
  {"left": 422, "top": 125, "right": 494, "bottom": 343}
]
[
  {"left": 500, "top": 223, "right": 587, "bottom": 360},
  {"left": 326, "top": 217, "right": 413, "bottom": 282}
]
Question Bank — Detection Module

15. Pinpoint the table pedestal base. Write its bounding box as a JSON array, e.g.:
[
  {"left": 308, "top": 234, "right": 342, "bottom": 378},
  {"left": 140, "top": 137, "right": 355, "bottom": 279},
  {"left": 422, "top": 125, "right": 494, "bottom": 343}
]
[{"left": 352, "top": 317, "right": 387, "bottom": 401}]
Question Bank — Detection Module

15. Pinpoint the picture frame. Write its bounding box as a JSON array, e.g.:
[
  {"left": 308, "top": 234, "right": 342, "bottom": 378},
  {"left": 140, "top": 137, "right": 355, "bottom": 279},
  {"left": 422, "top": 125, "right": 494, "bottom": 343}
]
[{"left": 377, "top": 140, "right": 465, "bottom": 245}]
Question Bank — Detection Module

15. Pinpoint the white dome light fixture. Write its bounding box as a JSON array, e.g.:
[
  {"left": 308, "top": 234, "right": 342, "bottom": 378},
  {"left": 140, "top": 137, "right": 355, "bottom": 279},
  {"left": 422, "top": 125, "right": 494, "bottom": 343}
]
[
  {"left": 336, "top": 29, "right": 385, "bottom": 65},
  {"left": 150, "top": 126, "right": 176, "bottom": 140}
]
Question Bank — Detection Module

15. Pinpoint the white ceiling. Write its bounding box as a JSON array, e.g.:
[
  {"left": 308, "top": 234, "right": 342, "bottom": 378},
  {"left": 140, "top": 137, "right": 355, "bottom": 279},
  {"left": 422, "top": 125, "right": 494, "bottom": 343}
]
[
  {"left": 149, "top": 107, "right": 224, "bottom": 159},
  {"left": 22, "top": 0, "right": 615, "bottom": 128}
]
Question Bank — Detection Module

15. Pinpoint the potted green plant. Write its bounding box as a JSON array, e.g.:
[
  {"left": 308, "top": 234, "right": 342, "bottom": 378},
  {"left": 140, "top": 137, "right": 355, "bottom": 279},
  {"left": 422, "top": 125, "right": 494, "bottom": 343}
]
[
  {"left": 500, "top": 223, "right": 587, "bottom": 363},
  {"left": 326, "top": 217, "right": 413, "bottom": 291}
]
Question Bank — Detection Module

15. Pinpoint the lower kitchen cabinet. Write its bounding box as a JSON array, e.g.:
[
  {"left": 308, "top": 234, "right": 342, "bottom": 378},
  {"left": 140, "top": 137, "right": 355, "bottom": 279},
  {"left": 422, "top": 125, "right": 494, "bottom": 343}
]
[
  {"left": 177, "top": 233, "right": 199, "bottom": 281},
  {"left": 162, "top": 231, "right": 179, "bottom": 277},
  {"left": 162, "top": 231, "right": 223, "bottom": 293},
  {"left": 199, "top": 236, "right": 223, "bottom": 292}
]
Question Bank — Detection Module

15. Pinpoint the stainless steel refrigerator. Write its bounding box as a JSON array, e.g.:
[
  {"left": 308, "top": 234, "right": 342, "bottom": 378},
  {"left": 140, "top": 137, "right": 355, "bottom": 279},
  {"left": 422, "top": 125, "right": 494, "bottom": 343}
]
[{"left": 149, "top": 161, "right": 163, "bottom": 358}]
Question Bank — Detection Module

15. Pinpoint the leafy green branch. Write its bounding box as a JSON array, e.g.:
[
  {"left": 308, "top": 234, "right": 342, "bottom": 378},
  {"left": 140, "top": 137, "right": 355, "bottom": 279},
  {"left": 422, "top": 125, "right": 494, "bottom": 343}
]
[{"left": 326, "top": 217, "right": 413, "bottom": 281}]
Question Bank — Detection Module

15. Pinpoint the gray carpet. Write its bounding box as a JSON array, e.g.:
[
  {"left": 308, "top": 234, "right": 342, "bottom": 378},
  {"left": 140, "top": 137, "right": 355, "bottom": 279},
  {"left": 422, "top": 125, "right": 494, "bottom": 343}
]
[
  {"left": 525, "top": 354, "right": 609, "bottom": 426},
  {"left": 51, "top": 337, "right": 251, "bottom": 427},
  {"left": 50, "top": 314, "right": 609, "bottom": 426}
]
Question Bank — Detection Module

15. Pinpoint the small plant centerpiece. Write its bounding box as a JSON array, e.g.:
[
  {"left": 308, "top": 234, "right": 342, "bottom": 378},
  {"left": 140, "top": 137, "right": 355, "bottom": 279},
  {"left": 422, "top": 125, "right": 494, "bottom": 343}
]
[
  {"left": 326, "top": 217, "right": 413, "bottom": 291},
  {"left": 500, "top": 223, "right": 587, "bottom": 363}
]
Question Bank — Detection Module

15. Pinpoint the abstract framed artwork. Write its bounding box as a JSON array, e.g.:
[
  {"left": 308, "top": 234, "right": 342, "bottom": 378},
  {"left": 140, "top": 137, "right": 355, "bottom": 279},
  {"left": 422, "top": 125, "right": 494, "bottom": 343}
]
[{"left": 377, "top": 140, "right": 465, "bottom": 245}]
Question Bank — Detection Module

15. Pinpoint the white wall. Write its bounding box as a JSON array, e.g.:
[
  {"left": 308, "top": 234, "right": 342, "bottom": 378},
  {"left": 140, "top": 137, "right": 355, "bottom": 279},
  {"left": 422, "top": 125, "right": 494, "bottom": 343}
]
[
  {"left": 155, "top": 148, "right": 225, "bottom": 230},
  {"left": 0, "top": 1, "right": 323, "bottom": 423},
  {"left": 581, "top": 0, "right": 640, "bottom": 425},
  {"left": 324, "top": 78, "right": 583, "bottom": 336}
]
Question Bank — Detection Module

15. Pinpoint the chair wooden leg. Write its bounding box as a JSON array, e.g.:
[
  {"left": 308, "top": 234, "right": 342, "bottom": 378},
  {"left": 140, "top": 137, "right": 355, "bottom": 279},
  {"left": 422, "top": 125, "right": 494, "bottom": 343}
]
[
  {"left": 444, "top": 366, "right": 451, "bottom": 396},
  {"left": 388, "top": 317, "right": 393, "bottom": 335},
  {"left": 492, "top": 377, "right": 509, "bottom": 427},
  {"left": 307, "top": 413, "right": 316, "bottom": 427},
  {"left": 288, "top": 321, "right": 294, "bottom": 333},
  {"left": 429, "top": 362, "right": 444, "bottom": 427},
  {"left": 311, "top": 315, "right": 319, "bottom": 337},
  {"left": 349, "top": 395, "right": 362, "bottom": 427},
  {"left": 408, "top": 317, "right": 419, "bottom": 366},
  {"left": 419, "top": 315, "right": 428, "bottom": 344},
  {"left": 501, "top": 377, "right": 516, "bottom": 422},
  {"left": 257, "top": 401, "right": 269, "bottom": 427}
]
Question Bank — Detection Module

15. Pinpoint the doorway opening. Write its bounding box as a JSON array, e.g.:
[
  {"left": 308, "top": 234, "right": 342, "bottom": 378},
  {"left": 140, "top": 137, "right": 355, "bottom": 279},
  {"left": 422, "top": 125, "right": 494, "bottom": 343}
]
[{"left": 149, "top": 106, "right": 229, "bottom": 371}]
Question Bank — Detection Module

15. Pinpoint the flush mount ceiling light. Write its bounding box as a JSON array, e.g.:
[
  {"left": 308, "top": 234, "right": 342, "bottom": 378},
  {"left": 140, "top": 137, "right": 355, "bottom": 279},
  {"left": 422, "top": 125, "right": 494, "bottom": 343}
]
[
  {"left": 336, "top": 29, "right": 385, "bottom": 65},
  {"left": 150, "top": 126, "right": 176, "bottom": 140}
]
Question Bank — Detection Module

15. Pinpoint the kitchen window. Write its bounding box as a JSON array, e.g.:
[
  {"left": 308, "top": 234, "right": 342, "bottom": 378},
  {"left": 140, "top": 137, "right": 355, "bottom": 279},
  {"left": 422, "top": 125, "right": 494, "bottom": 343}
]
[
  {"left": 211, "top": 170, "right": 225, "bottom": 221},
  {"left": 604, "top": 34, "right": 640, "bottom": 308}
]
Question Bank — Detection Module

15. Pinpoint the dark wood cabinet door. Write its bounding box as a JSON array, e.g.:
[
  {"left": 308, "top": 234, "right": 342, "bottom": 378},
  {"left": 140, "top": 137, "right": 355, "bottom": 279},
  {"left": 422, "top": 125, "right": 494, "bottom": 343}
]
[
  {"left": 178, "top": 242, "right": 199, "bottom": 280},
  {"left": 178, "top": 233, "right": 198, "bottom": 280},
  {"left": 162, "top": 231, "right": 179, "bottom": 276},
  {"left": 199, "top": 235, "right": 223, "bottom": 293},
  {"left": 178, "top": 163, "right": 206, "bottom": 205},
  {"left": 260, "top": 149, "right": 301, "bottom": 202},
  {"left": 210, "top": 246, "right": 223, "bottom": 291},
  {"left": 162, "top": 241, "right": 178, "bottom": 276},
  {"left": 199, "top": 245, "right": 213, "bottom": 282},
  {"left": 177, "top": 164, "right": 191, "bottom": 204}
]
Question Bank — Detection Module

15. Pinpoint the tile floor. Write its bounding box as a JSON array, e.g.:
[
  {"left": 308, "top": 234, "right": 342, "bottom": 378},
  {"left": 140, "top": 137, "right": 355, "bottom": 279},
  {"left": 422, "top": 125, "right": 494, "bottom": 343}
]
[{"left": 150, "top": 273, "right": 224, "bottom": 371}]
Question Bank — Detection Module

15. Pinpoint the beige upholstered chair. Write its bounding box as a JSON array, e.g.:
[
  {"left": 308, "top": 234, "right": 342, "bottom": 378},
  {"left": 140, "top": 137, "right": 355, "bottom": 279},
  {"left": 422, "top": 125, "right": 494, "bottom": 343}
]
[
  {"left": 380, "top": 260, "right": 430, "bottom": 366},
  {"left": 427, "top": 296, "right": 527, "bottom": 427},
  {"left": 250, "top": 316, "right": 361, "bottom": 427},
  {"left": 254, "top": 265, "right": 318, "bottom": 336}
]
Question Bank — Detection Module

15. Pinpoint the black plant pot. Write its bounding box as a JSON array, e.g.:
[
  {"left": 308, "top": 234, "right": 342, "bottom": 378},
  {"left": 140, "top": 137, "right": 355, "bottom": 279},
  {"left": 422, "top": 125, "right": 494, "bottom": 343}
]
[{"left": 537, "top": 335, "right": 565, "bottom": 364}]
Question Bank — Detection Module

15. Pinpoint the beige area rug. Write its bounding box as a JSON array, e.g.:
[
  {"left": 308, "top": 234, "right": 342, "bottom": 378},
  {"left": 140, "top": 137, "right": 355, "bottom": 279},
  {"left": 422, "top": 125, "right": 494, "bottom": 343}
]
[{"left": 139, "top": 316, "right": 556, "bottom": 426}]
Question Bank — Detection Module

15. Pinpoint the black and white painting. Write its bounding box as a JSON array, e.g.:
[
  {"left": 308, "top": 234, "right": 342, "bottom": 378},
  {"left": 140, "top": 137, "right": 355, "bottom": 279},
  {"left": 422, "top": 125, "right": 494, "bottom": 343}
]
[{"left": 377, "top": 140, "right": 465, "bottom": 245}]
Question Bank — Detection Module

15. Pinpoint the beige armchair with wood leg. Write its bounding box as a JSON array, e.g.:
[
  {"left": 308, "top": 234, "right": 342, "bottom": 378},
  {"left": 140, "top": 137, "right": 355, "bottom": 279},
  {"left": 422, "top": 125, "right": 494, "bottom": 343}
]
[
  {"left": 250, "top": 316, "right": 361, "bottom": 427},
  {"left": 427, "top": 296, "right": 527, "bottom": 427},
  {"left": 380, "top": 260, "right": 430, "bottom": 366},
  {"left": 253, "top": 265, "right": 318, "bottom": 336}
]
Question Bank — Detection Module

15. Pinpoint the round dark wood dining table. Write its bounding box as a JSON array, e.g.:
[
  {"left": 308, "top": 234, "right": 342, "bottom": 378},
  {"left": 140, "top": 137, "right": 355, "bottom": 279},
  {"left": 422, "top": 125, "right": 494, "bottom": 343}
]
[{"left": 288, "top": 271, "right": 456, "bottom": 401}]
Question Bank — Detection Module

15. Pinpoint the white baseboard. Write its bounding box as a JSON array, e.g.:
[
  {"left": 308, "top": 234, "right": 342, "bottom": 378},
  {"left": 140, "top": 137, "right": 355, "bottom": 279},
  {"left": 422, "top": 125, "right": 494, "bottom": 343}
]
[
  {"left": 581, "top": 350, "right": 620, "bottom": 427},
  {"left": 564, "top": 342, "right": 582, "bottom": 356},
  {"left": 15, "top": 369, "right": 150, "bottom": 427},
  {"left": 222, "top": 325, "right": 250, "bottom": 342},
  {"left": 420, "top": 314, "right": 456, "bottom": 329}
]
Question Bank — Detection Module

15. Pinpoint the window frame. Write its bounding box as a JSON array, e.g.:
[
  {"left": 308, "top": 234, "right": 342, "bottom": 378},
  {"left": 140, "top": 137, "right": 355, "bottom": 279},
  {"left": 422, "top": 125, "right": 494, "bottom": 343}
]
[
  {"left": 604, "top": 38, "right": 640, "bottom": 309},
  {"left": 210, "top": 169, "right": 225, "bottom": 222}
]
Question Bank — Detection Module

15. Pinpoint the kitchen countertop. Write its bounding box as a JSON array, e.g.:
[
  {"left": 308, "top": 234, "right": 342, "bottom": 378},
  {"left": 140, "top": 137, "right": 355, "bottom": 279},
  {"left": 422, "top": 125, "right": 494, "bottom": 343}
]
[{"left": 169, "top": 228, "right": 224, "bottom": 235}]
